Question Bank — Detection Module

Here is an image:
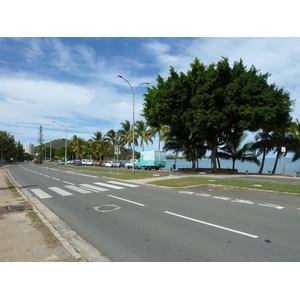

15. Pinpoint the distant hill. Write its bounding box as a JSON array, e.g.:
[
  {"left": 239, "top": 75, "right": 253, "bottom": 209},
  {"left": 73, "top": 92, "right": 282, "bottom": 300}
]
[{"left": 34, "top": 139, "right": 66, "bottom": 151}]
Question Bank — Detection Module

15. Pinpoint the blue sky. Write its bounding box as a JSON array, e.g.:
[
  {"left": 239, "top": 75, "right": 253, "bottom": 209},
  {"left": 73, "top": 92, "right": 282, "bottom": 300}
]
[
  {"left": 0, "top": 37, "right": 300, "bottom": 155},
  {"left": 1, "top": 37, "right": 300, "bottom": 154},
  {"left": 1, "top": 1, "right": 300, "bottom": 155}
]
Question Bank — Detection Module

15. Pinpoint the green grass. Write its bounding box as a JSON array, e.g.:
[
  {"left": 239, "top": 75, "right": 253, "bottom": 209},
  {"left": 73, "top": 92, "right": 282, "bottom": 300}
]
[
  {"left": 150, "top": 177, "right": 300, "bottom": 194},
  {"left": 42, "top": 163, "right": 169, "bottom": 179},
  {"left": 105, "top": 171, "right": 169, "bottom": 180},
  {"left": 6, "top": 177, "right": 23, "bottom": 199}
]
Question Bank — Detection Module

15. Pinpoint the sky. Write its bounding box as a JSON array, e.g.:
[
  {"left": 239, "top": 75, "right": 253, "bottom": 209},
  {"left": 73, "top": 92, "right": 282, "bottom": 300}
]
[
  {"left": 1, "top": 2, "right": 300, "bottom": 157},
  {"left": 1, "top": 36, "right": 300, "bottom": 154}
]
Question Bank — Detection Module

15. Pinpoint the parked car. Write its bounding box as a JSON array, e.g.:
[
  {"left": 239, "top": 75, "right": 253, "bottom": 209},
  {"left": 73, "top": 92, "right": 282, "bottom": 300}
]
[
  {"left": 95, "top": 161, "right": 102, "bottom": 166},
  {"left": 81, "top": 159, "right": 94, "bottom": 166},
  {"left": 73, "top": 160, "right": 82, "bottom": 166},
  {"left": 105, "top": 161, "right": 120, "bottom": 168},
  {"left": 58, "top": 160, "right": 65, "bottom": 165},
  {"left": 67, "top": 160, "right": 74, "bottom": 164}
]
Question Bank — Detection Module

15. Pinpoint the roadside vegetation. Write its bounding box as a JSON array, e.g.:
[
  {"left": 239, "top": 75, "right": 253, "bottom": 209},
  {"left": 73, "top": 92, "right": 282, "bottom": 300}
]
[
  {"left": 46, "top": 163, "right": 169, "bottom": 180},
  {"left": 2, "top": 57, "right": 300, "bottom": 175},
  {"left": 150, "top": 176, "right": 300, "bottom": 194}
]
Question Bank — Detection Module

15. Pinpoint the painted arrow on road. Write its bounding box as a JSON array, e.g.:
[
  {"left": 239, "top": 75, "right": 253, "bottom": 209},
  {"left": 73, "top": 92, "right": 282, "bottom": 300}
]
[{"left": 258, "top": 203, "right": 284, "bottom": 209}]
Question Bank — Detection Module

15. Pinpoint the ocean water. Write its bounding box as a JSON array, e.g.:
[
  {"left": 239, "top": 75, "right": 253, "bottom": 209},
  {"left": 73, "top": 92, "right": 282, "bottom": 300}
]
[{"left": 164, "top": 157, "right": 300, "bottom": 175}]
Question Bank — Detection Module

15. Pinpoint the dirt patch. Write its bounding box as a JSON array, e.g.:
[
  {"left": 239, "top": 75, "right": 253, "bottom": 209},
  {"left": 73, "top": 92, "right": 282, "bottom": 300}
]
[{"left": 0, "top": 165, "right": 77, "bottom": 262}]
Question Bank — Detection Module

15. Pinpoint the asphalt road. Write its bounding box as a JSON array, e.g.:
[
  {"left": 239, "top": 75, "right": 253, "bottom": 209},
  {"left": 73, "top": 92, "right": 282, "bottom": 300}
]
[{"left": 8, "top": 163, "right": 300, "bottom": 261}]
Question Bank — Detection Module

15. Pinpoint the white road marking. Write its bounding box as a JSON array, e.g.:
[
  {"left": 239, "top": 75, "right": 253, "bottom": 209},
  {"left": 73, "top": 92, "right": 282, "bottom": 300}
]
[
  {"left": 48, "top": 187, "right": 73, "bottom": 196},
  {"left": 65, "top": 185, "right": 92, "bottom": 194},
  {"left": 179, "top": 191, "right": 194, "bottom": 194},
  {"left": 108, "top": 195, "right": 145, "bottom": 206},
  {"left": 52, "top": 177, "right": 60, "bottom": 181},
  {"left": 212, "top": 196, "right": 231, "bottom": 201},
  {"left": 63, "top": 181, "right": 74, "bottom": 185},
  {"left": 31, "top": 188, "right": 52, "bottom": 199},
  {"left": 106, "top": 181, "right": 140, "bottom": 188},
  {"left": 232, "top": 199, "right": 254, "bottom": 205},
  {"left": 195, "top": 193, "right": 211, "bottom": 197},
  {"left": 80, "top": 184, "right": 108, "bottom": 192},
  {"left": 94, "top": 182, "right": 125, "bottom": 190},
  {"left": 258, "top": 203, "right": 284, "bottom": 209},
  {"left": 44, "top": 175, "right": 50, "bottom": 178},
  {"left": 164, "top": 211, "right": 258, "bottom": 239}
]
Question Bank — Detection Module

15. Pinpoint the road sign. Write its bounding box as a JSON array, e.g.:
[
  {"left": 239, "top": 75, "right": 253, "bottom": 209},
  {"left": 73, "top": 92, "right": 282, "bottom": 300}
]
[{"left": 114, "top": 145, "right": 121, "bottom": 155}]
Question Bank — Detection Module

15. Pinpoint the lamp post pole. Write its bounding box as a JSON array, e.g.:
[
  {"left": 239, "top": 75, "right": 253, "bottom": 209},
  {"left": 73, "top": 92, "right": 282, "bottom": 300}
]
[
  {"left": 44, "top": 135, "right": 52, "bottom": 162},
  {"left": 52, "top": 121, "right": 80, "bottom": 165},
  {"left": 117, "top": 75, "right": 149, "bottom": 172}
]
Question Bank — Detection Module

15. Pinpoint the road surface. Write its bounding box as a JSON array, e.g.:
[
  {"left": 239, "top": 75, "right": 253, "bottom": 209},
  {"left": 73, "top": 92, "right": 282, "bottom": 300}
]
[{"left": 8, "top": 163, "right": 300, "bottom": 261}]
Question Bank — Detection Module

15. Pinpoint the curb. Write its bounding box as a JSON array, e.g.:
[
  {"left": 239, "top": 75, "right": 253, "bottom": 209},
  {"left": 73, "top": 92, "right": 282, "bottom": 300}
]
[{"left": 7, "top": 167, "right": 110, "bottom": 262}]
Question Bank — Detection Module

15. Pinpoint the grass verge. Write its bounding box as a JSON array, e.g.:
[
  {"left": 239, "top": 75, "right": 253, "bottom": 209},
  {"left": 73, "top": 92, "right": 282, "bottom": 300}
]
[
  {"left": 43, "top": 164, "right": 169, "bottom": 179},
  {"left": 6, "top": 177, "right": 24, "bottom": 200},
  {"left": 26, "top": 211, "right": 79, "bottom": 261},
  {"left": 150, "top": 177, "right": 300, "bottom": 194}
]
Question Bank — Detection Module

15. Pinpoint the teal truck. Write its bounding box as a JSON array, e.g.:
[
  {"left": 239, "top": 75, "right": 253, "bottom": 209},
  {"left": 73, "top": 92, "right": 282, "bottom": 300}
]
[{"left": 135, "top": 151, "right": 166, "bottom": 170}]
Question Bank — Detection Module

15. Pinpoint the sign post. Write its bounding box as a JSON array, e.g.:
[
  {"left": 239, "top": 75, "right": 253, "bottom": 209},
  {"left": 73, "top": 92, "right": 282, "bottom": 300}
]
[{"left": 281, "top": 147, "right": 286, "bottom": 176}]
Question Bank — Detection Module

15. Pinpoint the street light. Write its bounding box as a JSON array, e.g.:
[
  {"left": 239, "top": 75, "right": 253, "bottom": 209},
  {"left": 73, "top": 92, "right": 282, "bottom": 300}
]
[
  {"left": 118, "top": 75, "right": 149, "bottom": 172},
  {"left": 44, "top": 135, "right": 52, "bottom": 162},
  {"left": 52, "top": 121, "right": 80, "bottom": 165}
]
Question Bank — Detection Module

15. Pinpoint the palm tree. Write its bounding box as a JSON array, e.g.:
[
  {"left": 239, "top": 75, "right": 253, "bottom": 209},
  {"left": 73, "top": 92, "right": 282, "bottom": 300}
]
[
  {"left": 72, "top": 137, "right": 87, "bottom": 159},
  {"left": 251, "top": 130, "right": 274, "bottom": 174},
  {"left": 288, "top": 119, "right": 300, "bottom": 172},
  {"left": 163, "top": 132, "right": 185, "bottom": 169},
  {"left": 268, "top": 127, "right": 293, "bottom": 174},
  {"left": 119, "top": 120, "right": 133, "bottom": 149},
  {"left": 218, "top": 132, "right": 260, "bottom": 171},
  {"left": 68, "top": 135, "right": 79, "bottom": 160},
  {"left": 105, "top": 129, "right": 122, "bottom": 160},
  {"left": 151, "top": 125, "right": 169, "bottom": 151},
  {"left": 89, "top": 131, "right": 109, "bottom": 161},
  {"left": 135, "top": 120, "right": 154, "bottom": 151}
]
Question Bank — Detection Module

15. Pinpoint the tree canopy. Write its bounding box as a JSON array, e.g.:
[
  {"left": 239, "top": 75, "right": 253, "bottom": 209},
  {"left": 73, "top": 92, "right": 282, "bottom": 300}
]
[{"left": 143, "top": 57, "right": 294, "bottom": 169}]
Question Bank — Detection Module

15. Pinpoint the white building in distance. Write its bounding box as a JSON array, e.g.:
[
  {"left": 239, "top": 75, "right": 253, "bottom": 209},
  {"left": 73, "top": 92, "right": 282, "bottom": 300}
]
[{"left": 25, "top": 143, "right": 34, "bottom": 155}]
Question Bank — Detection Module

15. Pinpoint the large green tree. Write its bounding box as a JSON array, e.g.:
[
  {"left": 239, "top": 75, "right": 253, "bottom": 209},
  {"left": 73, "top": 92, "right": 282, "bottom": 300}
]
[{"left": 143, "top": 57, "right": 294, "bottom": 169}]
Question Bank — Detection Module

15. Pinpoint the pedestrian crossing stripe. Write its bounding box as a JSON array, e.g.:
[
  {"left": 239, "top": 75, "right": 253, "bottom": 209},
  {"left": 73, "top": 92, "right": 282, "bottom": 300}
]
[
  {"left": 79, "top": 183, "right": 109, "bottom": 192},
  {"left": 48, "top": 187, "right": 73, "bottom": 196},
  {"left": 106, "top": 181, "right": 139, "bottom": 188},
  {"left": 65, "top": 185, "right": 92, "bottom": 194},
  {"left": 31, "top": 188, "right": 52, "bottom": 199},
  {"left": 30, "top": 181, "right": 140, "bottom": 199},
  {"left": 94, "top": 182, "right": 125, "bottom": 190}
]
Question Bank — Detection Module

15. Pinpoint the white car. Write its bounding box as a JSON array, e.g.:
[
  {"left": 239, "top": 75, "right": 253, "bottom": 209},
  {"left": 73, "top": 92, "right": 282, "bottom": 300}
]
[
  {"left": 105, "top": 161, "right": 120, "bottom": 168},
  {"left": 81, "top": 159, "right": 94, "bottom": 166}
]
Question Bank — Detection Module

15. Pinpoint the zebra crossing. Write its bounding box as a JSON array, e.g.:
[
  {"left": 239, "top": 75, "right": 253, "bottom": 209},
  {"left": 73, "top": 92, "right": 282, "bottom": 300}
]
[{"left": 30, "top": 181, "right": 139, "bottom": 199}]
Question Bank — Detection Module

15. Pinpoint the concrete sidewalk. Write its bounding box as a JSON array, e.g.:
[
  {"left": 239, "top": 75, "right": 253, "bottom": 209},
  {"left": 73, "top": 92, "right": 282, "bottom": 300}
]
[{"left": 0, "top": 166, "right": 77, "bottom": 262}]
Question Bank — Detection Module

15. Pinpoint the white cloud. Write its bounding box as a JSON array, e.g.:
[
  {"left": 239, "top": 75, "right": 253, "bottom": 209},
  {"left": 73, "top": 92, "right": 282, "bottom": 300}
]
[{"left": 1, "top": 37, "right": 300, "bottom": 152}]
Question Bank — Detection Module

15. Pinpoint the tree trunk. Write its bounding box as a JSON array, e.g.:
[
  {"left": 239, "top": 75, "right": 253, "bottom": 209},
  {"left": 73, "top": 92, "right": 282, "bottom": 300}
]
[
  {"left": 258, "top": 147, "right": 266, "bottom": 174},
  {"left": 210, "top": 144, "right": 218, "bottom": 171},
  {"left": 217, "top": 156, "right": 221, "bottom": 169},
  {"left": 272, "top": 148, "right": 280, "bottom": 174}
]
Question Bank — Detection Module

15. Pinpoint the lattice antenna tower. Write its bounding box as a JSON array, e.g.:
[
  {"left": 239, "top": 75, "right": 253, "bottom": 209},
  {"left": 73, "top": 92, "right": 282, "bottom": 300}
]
[{"left": 37, "top": 125, "right": 44, "bottom": 162}]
